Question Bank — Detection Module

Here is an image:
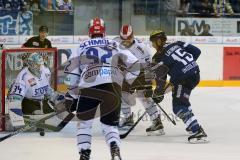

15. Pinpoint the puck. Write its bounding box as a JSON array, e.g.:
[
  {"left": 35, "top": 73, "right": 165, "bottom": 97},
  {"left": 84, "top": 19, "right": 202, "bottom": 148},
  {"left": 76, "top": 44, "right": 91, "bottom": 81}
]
[{"left": 40, "top": 131, "right": 45, "bottom": 136}]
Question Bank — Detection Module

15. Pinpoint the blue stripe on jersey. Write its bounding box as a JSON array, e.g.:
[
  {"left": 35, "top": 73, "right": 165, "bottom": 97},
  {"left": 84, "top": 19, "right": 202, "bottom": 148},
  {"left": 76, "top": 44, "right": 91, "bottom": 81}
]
[{"left": 10, "top": 108, "right": 23, "bottom": 116}]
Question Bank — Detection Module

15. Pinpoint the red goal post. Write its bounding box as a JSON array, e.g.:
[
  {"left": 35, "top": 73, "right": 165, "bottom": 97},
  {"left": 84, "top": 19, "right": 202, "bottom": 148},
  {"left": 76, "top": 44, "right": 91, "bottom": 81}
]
[{"left": 0, "top": 48, "right": 58, "bottom": 131}]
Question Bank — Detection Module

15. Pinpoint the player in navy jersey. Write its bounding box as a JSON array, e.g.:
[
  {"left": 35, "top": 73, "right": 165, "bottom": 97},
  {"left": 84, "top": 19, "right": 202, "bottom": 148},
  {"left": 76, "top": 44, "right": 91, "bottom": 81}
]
[{"left": 149, "top": 29, "right": 208, "bottom": 143}]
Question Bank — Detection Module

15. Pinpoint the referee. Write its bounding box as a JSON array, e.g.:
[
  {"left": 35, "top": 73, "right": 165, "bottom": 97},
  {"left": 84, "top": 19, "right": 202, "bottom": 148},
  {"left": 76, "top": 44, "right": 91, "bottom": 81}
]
[{"left": 22, "top": 25, "right": 52, "bottom": 48}]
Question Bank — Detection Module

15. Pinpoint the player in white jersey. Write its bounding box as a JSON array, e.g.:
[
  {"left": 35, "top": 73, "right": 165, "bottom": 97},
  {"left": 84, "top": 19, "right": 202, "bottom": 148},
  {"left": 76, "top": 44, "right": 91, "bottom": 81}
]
[
  {"left": 115, "top": 24, "right": 165, "bottom": 135},
  {"left": 64, "top": 18, "right": 139, "bottom": 160},
  {"left": 7, "top": 52, "right": 65, "bottom": 135}
]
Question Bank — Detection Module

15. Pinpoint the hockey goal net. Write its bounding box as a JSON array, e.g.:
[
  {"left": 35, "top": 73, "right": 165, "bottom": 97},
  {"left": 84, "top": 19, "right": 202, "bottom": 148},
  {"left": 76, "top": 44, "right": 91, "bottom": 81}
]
[{"left": 0, "top": 48, "right": 58, "bottom": 131}]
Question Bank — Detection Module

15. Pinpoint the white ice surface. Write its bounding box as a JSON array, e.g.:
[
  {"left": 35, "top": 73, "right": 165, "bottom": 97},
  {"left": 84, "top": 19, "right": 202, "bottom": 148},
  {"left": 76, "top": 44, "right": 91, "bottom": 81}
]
[{"left": 1, "top": 87, "right": 240, "bottom": 160}]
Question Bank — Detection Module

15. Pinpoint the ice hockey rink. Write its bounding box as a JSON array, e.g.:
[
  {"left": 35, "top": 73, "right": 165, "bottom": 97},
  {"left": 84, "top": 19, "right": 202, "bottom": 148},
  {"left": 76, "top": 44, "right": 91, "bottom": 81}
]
[{"left": 1, "top": 87, "right": 240, "bottom": 160}]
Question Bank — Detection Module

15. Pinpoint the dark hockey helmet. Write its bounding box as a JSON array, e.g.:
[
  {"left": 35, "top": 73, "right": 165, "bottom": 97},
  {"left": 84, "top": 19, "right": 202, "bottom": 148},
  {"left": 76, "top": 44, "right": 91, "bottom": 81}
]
[
  {"left": 39, "top": 25, "right": 48, "bottom": 33},
  {"left": 149, "top": 30, "right": 167, "bottom": 42},
  {"left": 88, "top": 17, "right": 105, "bottom": 38}
]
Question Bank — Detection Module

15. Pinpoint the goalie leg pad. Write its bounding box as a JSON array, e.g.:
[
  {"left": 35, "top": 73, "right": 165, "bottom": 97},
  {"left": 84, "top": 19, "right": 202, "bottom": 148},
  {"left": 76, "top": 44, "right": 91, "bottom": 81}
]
[{"left": 7, "top": 98, "right": 25, "bottom": 127}]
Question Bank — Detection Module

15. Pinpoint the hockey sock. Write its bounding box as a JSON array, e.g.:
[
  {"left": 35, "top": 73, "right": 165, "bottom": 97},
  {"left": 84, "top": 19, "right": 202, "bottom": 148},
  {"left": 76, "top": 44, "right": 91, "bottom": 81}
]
[
  {"left": 140, "top": 98, "right": 160, "bottom": 121},
  {"left": 77, "top": 120, "right": 93, "bottom": 151},
  {"left": 173, "top": 105, "right": 200, "bottom": 133},
  {"left": 101, "top": 123, "right": 121, "bottom": 147},
  {"left": 121, "top": 101, "right": 132, "bottom": 118}
]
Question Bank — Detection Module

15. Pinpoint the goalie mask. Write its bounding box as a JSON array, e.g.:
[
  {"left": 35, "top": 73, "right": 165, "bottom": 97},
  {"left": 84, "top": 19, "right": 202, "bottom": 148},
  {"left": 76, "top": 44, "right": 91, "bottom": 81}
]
[
  {"left": 27, "top": 52, "right": 44, "bottom": 77},
  {"left": 120, "top": 24, "right": 134, "bottom": 48}
]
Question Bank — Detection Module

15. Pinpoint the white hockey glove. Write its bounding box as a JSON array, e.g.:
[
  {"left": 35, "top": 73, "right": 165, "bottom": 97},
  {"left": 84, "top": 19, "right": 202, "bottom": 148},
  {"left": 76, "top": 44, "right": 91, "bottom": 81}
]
[{"left": 7, "top": 95, "right": 25, "bottom": 128}]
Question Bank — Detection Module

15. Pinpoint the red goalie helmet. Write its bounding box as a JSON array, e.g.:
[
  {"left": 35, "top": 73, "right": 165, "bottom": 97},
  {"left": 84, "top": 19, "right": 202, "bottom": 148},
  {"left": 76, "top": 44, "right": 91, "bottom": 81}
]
[
  {"left": 120, "top": 24, "right": 133, "bottom": 40},
  {"left": 88, "top": 17, "right": 105, "bottom": 38}
]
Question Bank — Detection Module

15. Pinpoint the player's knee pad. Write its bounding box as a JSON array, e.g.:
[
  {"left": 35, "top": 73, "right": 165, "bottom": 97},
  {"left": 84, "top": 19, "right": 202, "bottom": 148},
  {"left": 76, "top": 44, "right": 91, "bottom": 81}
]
[
  {"left": 101, "top": 122, "right": 120, "bottom": 146},
  {"left": 121, "top": 91, "right": 136, "bottom": 106}
]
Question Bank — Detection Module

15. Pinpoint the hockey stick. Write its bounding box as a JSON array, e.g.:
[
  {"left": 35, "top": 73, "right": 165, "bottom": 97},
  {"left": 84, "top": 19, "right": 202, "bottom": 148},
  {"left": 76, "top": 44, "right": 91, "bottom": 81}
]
[
  {"left": 120, "top": 111, "right": 147, "bottom": 139},
  {"left": 0, "top": 109, "right": 66, "bottom": 142},
  {"left": 152, "top": 83, "right": 176, "bottom": 125},
  {"left": 36, "top": 112, "right": 75, "bottom": 132},
  {"left": 154, "top": 102, "right": 176, "bottom": 125}
]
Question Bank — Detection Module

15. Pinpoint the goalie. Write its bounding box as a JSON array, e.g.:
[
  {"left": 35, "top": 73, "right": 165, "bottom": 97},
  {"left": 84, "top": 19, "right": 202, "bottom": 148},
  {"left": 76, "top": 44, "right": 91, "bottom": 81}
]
[{"left": 7, "top": 52, "right": 68, "bottom": 136}]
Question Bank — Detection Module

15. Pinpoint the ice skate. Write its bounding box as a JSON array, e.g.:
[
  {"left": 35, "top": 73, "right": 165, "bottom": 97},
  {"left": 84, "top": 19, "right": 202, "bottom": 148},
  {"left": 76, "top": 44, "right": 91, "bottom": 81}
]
[
  {"left": 110, "top": 142, "right": 122, "bottom": 160},
  {"left": 146, "top": 116, "right": 165, "bottom": 136},
  {"left": 118, "top": 113, "right": 134, "bottom": 130},
  {"left": 79, "top": 149, "right": 91, "bottom": 160},
  {"left": 188, "top": 126, "right": 209, "bottom": 144},
  {"left": 186, "top": 127, "right": 193, "bottom": 134}
]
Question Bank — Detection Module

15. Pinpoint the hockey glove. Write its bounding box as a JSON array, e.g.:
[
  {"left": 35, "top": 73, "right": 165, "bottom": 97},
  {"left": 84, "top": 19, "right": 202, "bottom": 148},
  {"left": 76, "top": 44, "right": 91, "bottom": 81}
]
[
  {"left": 152, "top": 89, "right": 164, "bottom": 104},
  {"left": 65, "top": 92, "right": 78, "bottom": 112}
]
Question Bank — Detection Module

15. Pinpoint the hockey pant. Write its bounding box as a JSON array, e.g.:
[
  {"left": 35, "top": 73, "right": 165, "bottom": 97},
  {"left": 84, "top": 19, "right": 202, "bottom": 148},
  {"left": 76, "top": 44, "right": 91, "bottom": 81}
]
[{"left": 76, "top": 83, "right": 121, "bottom": 151}]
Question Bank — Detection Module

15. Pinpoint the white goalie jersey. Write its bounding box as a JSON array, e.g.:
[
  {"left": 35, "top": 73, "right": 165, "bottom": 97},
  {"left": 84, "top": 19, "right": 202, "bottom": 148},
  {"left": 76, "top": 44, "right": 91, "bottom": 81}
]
[
  {"left": 8, "top": 65, "right": 51, "bottom": 100},
  {"left": 64, "top": 37, "right": 140, "bottom": 92}
]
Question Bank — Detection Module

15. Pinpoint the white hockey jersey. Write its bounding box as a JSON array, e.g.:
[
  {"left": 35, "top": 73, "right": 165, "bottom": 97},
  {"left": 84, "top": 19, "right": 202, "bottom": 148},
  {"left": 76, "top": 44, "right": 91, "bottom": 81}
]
[
  {"left": 64, "top": 37, "right": 139, "bottom": 90},
  {"left": 115, "top": 37, "right": 152, "bottom": 69},
  {"left": 9, "top": 65, "right": 51, "bottom": 100}
]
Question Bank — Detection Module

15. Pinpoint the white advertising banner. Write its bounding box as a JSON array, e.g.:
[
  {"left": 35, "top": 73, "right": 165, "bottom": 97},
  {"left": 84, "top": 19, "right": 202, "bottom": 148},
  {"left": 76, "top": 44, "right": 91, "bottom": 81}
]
[
  {"left": 48, "top": 36, "right": 74, "bottom": 44},
  {"left": 222, "top": 36, "right": 240, "bottom": 44},
  {"left": 0, "top": 36, "right": 19, "bottom": 44},
  {"left": 19, "top": 36, "right": 32, "bottom": 44},
  {"left": 176, "top": 17, "right": 240, "bottom": 36}
]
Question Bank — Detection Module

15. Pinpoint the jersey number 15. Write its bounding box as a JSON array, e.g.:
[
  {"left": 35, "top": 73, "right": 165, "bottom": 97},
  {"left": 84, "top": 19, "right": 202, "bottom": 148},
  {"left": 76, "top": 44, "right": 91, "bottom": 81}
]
[{"left": 171, "top": 48, "right": 194, "bottom": 65}]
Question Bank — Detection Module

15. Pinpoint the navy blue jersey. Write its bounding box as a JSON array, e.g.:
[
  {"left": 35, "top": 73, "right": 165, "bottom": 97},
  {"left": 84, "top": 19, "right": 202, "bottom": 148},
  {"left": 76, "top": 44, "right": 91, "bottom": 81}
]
[{"left": 152, "top": 41, "right": 201, "bottom": 84}]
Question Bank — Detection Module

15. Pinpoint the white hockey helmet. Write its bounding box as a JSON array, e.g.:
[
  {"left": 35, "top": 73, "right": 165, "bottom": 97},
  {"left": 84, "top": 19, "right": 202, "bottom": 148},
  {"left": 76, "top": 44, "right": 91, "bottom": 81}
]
[
  {"left": 27, "top": 52, "right": 44, "bottom": 77},
  {"left": 120, "top": 24, "right": 134, "bottom": 47}
]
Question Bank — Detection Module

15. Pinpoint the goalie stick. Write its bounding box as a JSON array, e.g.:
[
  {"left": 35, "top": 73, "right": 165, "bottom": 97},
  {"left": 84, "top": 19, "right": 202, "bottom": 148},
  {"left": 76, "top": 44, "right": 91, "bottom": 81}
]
[
  {"left": 35, "top": 112, "right": 75, "bottom": 132},
  {"left": 0, "top": 105, "right": 66, "bottom": 142}
]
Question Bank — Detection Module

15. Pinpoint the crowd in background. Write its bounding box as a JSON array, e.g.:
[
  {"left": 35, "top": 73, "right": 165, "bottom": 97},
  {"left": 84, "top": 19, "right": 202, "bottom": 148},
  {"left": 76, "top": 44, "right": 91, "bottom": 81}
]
[
  {"left": 0, "top": 0, "right": 240, "bottom": 36},
  {"left": 134, "top": 0, "right": 240, "bottom": 16},
  {"left": 0, "top": 0, "right": 73, "bottom": 11},
  {"left": 1, "top": 0, "right": 240, "bottom": 15}
]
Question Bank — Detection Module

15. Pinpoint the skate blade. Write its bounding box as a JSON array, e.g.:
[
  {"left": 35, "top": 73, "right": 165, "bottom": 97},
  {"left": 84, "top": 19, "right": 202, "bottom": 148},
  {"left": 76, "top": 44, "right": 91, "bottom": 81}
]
[
  {"left": 147, "top": 129, "right": 165, "bottom": 136},
  {"left": 188, "top": 137, "right": 209, "bottom": 144}
]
